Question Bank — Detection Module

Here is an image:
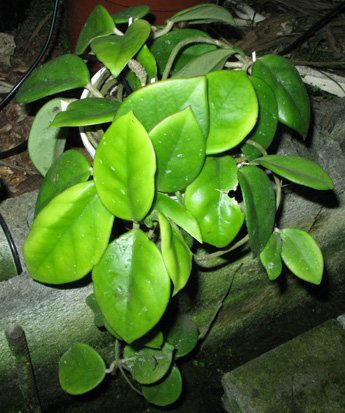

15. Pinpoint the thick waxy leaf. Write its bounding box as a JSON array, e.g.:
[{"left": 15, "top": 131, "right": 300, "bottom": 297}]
[
  {"left": 254, "top": 155, "right": 334, "bottom": 190},
  {"left": 16, "top": 55, "right": 90, "bottom": 103},
  {"left": 252, "top": 55, "right": 310, "bottom": 139},
  {"left": 115, "top": 76, "right": 209, "bottom": 138},
  {"left": 149, "top": 107, "right": 205, "bottom": 192},
  {"left": 151, "top": 193, "right": 202, "bottom": 243},
  {"left": 51, "top": 98, "right": 121, "bottom": 127},
  {"left": 127, "top": 44, "right": 158, "bottom": 90},
  {"left": 124, "top": 342, "right": 174, "bottom": 384},
  {"left": 242, "top": 76, "right": 278, "bottom": 161},
  {"left": 280, "top": 228, "right": 323, "bottom": 284},
  {"left": 135, "top": 326, "right": 164, "bottom": 349},
  {"left": 150, "top": 29, "right": 216, "bottom": 76},
  {"left": 238, "top": 165, "right": 275, "bottom": 257},
  {"left": 91, "top": 19, "right": 151, "bottom": 79},
  {"left": 75, "top": 5, "right": 115, "bottom": 54},
  {"left": 86, "top": 293, "right": 106, "bottom": 329},
  {"left": 173, "top": 49, "right": 237, "bottom": 78},
  {"left": 169, "top": 4, "right": 235, "bottom": 25},
  {"left": 59, "top": 343, "right": 106, "bottom": 395},
  {"left": 142, "top": 365, "right": 183, "bottom": 406},
  {"left": 185, "top": 156, "right": 244, "bottom": 248},
  {"left": 94, "top": 111, "right": 156, "bottom": 221},
  {"left": 260, "top": 232, "right": 282, "bottom": 280},
  {"left": 112, "top": 5, "right": 150, "bottom": 24},
  {"left": 158, "top": 213, "right": 193, "bottom": 296},
  {"left": 206, "top": 71, "right": 258, "bottom": 154},
  {"left": 92, "top": 229, "right": 171, "bottom": 343},
  {"left": 164, "top": 314, "right": 199, "bottom": 358},
  {"left": 24, "top": 181, "right": 114, "bottom": 284},
  {"left": 27, "top": 98, "right": 68, "bottom": 176},
  {"left": 35, "top": 150, "right": 91, "bottom": 217}
]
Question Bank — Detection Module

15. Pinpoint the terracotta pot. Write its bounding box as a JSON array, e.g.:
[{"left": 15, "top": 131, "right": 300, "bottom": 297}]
[{"left": 65, "top": 0, "right": 208, "bottom": 52}]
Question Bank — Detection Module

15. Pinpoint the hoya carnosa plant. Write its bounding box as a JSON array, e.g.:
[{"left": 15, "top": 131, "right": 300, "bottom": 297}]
[{"left": 16, "top": 3, "right": 334, "bottom": 407}]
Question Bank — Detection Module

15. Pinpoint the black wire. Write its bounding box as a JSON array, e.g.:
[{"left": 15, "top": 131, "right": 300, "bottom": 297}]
[{"left": 0, "top": 213, "right": 22, "bottom": 275}]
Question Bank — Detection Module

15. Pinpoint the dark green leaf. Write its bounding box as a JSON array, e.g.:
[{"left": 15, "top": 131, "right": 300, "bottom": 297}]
[
  {"left": 238, "top": 165, "right": 275, "bottom": 257},
  {"left": 86, "top": 293, "right": 106, "bottom": 329},
  {"left": 92, "top": 229, "right": 171, "bottom": 343},
  {"left": 259, "top": 232, "right": 282, "bottom": 280},
  {"left": 16, "top": 55, "right": 90, "bottom": 103},
  {"left": 112, "top": 5, "right": 150, "bottom": 24},
  {"left": 164, "top": 314, "right": 199, "bottom": 358},
  {"left": 169, "top": 4, "right": 235, "bottom": 25},
  {"left": 24, "top": 181, "right": 114, "bottom": 284},
  {"left": 254, "top": 155, "right": 334, "bottom": 190},
  {"left": 59, "top": 343, "right": 106, "bottom": 395},
  {"left": 252, "top": 55, "right": 310, "bottom": 139}
]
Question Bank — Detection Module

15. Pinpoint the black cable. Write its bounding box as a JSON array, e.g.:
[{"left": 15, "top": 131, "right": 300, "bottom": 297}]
[
  {"left": 0, "top": 213, "right": 22, "bottom": 275},
  {"left": 279, "top": 2, "right": 345, "bottom": 56}
]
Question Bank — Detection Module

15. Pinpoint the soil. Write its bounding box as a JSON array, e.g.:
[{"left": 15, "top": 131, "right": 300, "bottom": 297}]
[{"left": 0, "top": 0, "right": 344, "bottom": 198}]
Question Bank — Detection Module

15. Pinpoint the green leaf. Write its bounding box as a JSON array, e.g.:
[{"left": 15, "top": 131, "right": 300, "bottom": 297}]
[
  {"left": 16, "top": 55, "right": 90, "bottom": 103},
  {"left": 150, "top": 29, "right": 216, "bottom": 76},
  {"left": 185, "top": 156, "right": 244, "bottom": 248},
  {"left": 254, "top": 155, "right": 334, "bottom": 190},
  {"left": 142, "top": 365, "right": 183, "bottom": 406},
  {"left": 169, "top": 4, "right": 235, "bottom": 25},
  {"left": 59, "top": 343, "right": 106, "bottom": 395},
  {"left": 92, "top": 229, "right": 171, "bottom": 343},
  {"left": 124, "top": 342, "right": 174, "bottom": 384},
  {"left": 50, "top": 98, "right": 121, "bottom": 127},
  {"left": 86, "top": 293, "right": 106, "bottom": 329},
  {"left": 134, "top": 326, "right": 164, "bottom": 349},
  {"left": 35, "top": 150, "right": 91, "bottom": 217},
  {"left": 259, "top": 232, "right": 282, "bottom": 280},
  {"left": 75, "top": 5, "right": 115, "bottom": 55},
  {"left": 24, "top": 181, "right": 114, "bottom": 284},
  {"left": 151, "top": 193, "right": 202, "bottom": 243},
  {"left": 27, "top": 98, "right": 68, "bottom": 176},
  {"left": 252, "top": 55, "right": 310, "bottom": 139},
  {"left": 164, "top": 313, "right": 199, "bottom": 358},
  {"left": 94, "top": 111, "right": 156, "bottom": 221},
  {"left": 115, "top": 76, "right": 209, "bottom": 139},
  {"left": 112, "top": 5, "right": 150, "bottom": 24},
  {"left": 172, "top": 48, "right": 237, "bottom": 78},
  {"left": 91, "top": 19, "right": 151, "bottom": 79},
  {"left": 127, "top": 44, "right": 158, "bottom": 90},
  {"left": 280, "top": 228, "right": 323, "bottom": 284},
  {"left": 238, "top": 165, "right": 275, "bottom": 257},
  {"left": 149, "top": 107, "right": 205, "bottom": 192},
  {"left": 206, "top": 71, "right": 258, "bottom": 154},
  {"left": 158, "top": 212, "right": 193, "bottom": 296},
  {"left": 241, "top": 76, "right": 278, "bottom": 161}
]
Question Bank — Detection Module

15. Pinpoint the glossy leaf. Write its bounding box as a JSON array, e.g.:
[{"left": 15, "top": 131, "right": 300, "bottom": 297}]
[
  {"left": 206, "top": 71, "right": 258, "bottom": 154},
  {"left": 164, "top": 314, "right": 199, "bottom": 358},
  {"left": 149, "top": 107, "right": 205, "bottom": 192},
  {"left": 124, "top": 342, "right": 174, "bottom": 384},
  {"left": 94, "top": 111, "right": 156, "bottom": 221},
  {"left": 185, "top": 156, "right": 244, "bottom": 248},
  {"left": 158, "top": 212, "right": 193, "bottom": 296},
  {"left": 59, "top": 343, "right": 106, "bottom": 395},
  {"left": 24, "top": 181, "right": 114, "bottom": 284},
  {"left": 242, "top": 76, "right": 278, "bottom": 161},
  {"left": 86, "top": 293, "right": 106, "bottom": 329},
  {"left": 260, "top": 232, "right": 282, "bottom": 280},
  {"left": 115, "top": 76, "right": 209, "bottom": 138},
  {"left": 151, "top": 193, "right": 202, "bottom": 243},
  {"left": 238, "top": 165, "right": 275, "bottom": 257},
  {"left": 169, "top": 4, "right": 235, "bottom": 25},
  {"left": 112, "top": 5, "right": 150, "bottom": 24},
  {"left": 173, "top": 48, "right": 237, "bottom": 78},
  {"left": 16, "top": 55, "right": 90, "bottom": 103},
  {"left": 75, "top": 5, "right": 115, "bottom": 54},
  {"left": 135, "top": 326, "right": 164, "bottom": 349},
  {"left": 254, "top": 155, "right": 334, "bottom": 190},
  {"left": 35, "top": 150, "right": 91, "bottom": 217},
  {"left": 92, "top": 229, "right": 171, "bottom": 343},
  {"left": 127, "top": 44, "right": 158, "bottom": 90},
  {"left": 51, "top": 98, "right": 121, "bottom": 127},
  {"left": 252, "top": 55, "right": 310, "bottom": 139},
  {"left": 150, "top": 29, "right": 216, "bottom": 76},
  {"left": 142, "top": 365, "right": 183, "bottom": 406},
  {"left": 27, "top": 98, "right": 68, "bottom": 176},
  {"left": 280, "top": 228, "right": 323, "bottom": 284},
  {"left": 91, "top": 19, "right": 151, "bottom": 79}
]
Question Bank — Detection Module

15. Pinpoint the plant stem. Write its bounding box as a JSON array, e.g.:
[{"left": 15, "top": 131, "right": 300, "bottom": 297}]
[
  {"left": 152, "top": 20, "right": 174, "bottom": 39},
  {"left": 194, "top": 235, "right": 249, "bottom": 262},
  {"left": 246, "top": 139, "right": 268, "bottom": 156},
  {"left": 85, "top": 82, "right": 104, "bottom": 98}
]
